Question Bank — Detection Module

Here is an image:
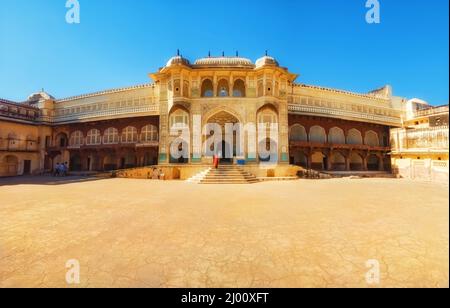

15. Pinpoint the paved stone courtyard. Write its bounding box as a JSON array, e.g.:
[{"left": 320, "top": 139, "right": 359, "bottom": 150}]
[{"left": 0, "top": 177, "right": 448, "bottom": 288}]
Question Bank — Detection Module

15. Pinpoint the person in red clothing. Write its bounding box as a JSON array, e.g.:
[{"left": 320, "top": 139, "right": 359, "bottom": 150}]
[{"left": 213, "top": 154, "right": 219, "bottom": 169}]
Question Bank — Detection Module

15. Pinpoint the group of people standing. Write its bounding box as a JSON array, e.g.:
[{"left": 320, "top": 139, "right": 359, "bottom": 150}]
[{"left": 53, "top": 162, "right": 69, "bottom": 177}]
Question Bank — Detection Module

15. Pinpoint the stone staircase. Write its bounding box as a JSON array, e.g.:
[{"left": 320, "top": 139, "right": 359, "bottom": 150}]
[{"left": 187, "top": 165, "right": 259, "bottom": 184}]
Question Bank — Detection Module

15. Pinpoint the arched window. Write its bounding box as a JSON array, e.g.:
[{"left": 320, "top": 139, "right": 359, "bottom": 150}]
[
  {"left": 309, "top": 126, "right": 327, "bottom": 143},
  {"left": 55, "top": 133, "right": 68, "bottom": 147},
  {"left": 347, "top": 129, "right": 363, "bottom": 145},
  {"left": 169, "top": 109, "right": 189, "bottom": 129},
  {"left": 258, "top": 108, "right": 278, "bottom": 130},
  {"left": 141, "top": 125, "right": 158, "bottom": 142},
  {"left": 364, "top": 130, "right": 380, "bottom": 147},
  {"left": 86, "top": 129, "right": 101, "bottom": 145},
  {"left": 122, "top": 126, "right": 138, "bottom": 143},
  {"left": 69, "top": 131, "right": 84, "bottom": 146},
  {"left": 289, "top": 124, "right": 308, "bottom": 142},
  {"left": 328, "top": 127, "right": 345, "bottom": 144},
  {"left": 217, "top": 79, "right": 229, "bottom": 97},
  {"left": 233, "top": 79, "right": 246, "bottom": 97},
  {"left": 103, "top": 128, "right": 119, "bottom": 144},
  {"left": 201, "top": 79, "right": 214, "bottom": 97}
]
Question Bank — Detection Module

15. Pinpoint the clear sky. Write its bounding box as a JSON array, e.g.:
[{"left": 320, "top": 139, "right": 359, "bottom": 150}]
[{"left": 0, "top": 0, "right": 448, "bottom": 105}]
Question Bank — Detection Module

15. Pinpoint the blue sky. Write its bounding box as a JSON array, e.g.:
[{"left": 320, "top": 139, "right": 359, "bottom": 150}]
[{"left": 0, "top": 0, "right": 448, "bottom": 105}]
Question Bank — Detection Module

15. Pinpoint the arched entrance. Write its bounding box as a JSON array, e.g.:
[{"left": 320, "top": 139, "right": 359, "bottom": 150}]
[
  {"left": 120, "top": 151, "right": 137, "bottom": 169},
  {"left": 103, "top": 155, "right": 117, "bottom": 171},
  {"left": 311, "top": 151, "right": 326, "bottom": 171},
  {"left": 330, "top": 151, "right": 346, "bottom": 171},
  {"left": 349, "top": 152, "right": 364, "bottom": 171},
  {"left": 205, "top": 110, "right": 241, "bottom": 164},
  {"left": 367, "top": 154, "right": 380, "bottom": 171},
  {"left": 290, "top": 150, "right": 308, "bottom": 168},
  {"left": 70, "top": 153, "right": 82, "bottom": 171}
]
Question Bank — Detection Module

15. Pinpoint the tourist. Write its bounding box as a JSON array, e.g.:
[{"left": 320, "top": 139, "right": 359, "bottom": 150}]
[
  {"left": 63, "top": 162, "right": 69, "bottom": 176},
  {"left": 54, "top": 163, "right": 60, "bottom": 177},
  {"left": 213, "top": 154, "right": 219, "bottom": 169}
]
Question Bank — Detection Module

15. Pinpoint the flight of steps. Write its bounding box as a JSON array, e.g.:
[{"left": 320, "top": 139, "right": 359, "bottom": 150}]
[{"left": 187, "top": 165, "right": 259, "bottom": 184}]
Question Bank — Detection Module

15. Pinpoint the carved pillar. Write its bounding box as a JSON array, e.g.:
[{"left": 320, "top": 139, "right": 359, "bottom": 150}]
[
  {"left": 326, "top": 151, "right": 333, "bottom": 171},
  {"left": 213, "top": 74, "right": 218, "bottom": 97},
  {"left": 158, "top": 81, "right": 169, "bottom": 165},
  {"left": 278, "top": 102, "right": 290, "bottom": 164}
]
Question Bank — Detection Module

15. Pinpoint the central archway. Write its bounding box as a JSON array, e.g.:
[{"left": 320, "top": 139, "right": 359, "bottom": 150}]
[{"left": 206, "top": 110, "right": 241, "bottom": 163}]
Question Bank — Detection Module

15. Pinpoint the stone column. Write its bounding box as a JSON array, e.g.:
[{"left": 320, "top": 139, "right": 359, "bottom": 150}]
[
  {"left": 158, "top": 81, "right": 169, "bottom": 165},
  {"left": 278, "top": 101, "right": 290, "bottom": 164},
  {"left": 191, "top": 103, "right": 202, "bottom": 164},
  {"left": 379, "top": 154, "right": 385, "bottom": 171},
  {"left": 345, "top": 155, "right": 351, "bottom": 171},
  {"left": 307, "top": 152, "right": 313, "bottom": 169},
  {"left": 326, "top": 152, "right": 333, "bottom": 171}
]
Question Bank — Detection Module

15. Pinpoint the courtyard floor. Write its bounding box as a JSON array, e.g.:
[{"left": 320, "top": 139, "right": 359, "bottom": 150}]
[{"left": 0, "top": 177, "right": 448, "bottom": 288}]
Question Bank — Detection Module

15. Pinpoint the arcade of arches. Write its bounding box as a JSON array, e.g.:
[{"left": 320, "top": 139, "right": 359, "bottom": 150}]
[
  {"left": 45, "top": 116, "right": 160, "bottom": 172},
  {"left": 288, "top": 115, "right": 391, "bottom": 171}
]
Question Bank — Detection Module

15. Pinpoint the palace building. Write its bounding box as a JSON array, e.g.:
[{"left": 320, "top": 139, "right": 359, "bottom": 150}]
[{"left": 0, "top": 53, "right": 448, "bottom": 181}]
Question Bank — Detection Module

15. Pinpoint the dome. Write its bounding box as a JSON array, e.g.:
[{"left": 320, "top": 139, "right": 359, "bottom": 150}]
[
  {"left": 193, "top": 57, "right": 254, "bottom": 68},
  {"left": 166, "top": 55, "right": 190, "bottom": 67},
  {"left": 27, "top": 91, "right": 55, "bottom": 103},
  {"left": 255, "top": 56, "right": 279, "bottom": 68}
]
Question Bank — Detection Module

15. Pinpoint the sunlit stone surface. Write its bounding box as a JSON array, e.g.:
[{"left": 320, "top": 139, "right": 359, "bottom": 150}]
[{"left": 0, "top": 177, "right": 448, "bottom": 288}]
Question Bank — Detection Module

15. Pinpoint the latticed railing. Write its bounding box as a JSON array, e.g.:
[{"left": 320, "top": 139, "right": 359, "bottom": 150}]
[{"left": 391, "top": 126, "right": 449, "bottom": 151}]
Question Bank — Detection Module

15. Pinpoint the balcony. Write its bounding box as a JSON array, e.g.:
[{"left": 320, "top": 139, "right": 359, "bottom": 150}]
[
  {"left": 414, "top": 105, "right": 449, "bottom": 118},
  {"left": 391, "top": 126, "right": 449, "bottom": 153},
  {"left": 289, "top": 141, "right": 390, "bottom": 152},
  {"left": 47, "top": 141, "right": 159, "bottom": 152},
  {"left": 0, "top": 139, "right": 39, "bottom": 152},
  {"left": 0, "top": 99, "right": 40, "bottom": 120}
]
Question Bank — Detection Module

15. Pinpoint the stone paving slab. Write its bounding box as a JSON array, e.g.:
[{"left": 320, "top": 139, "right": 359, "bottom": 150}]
[{"left": 0, "top": 177, "right": 448, "bottom": 288}]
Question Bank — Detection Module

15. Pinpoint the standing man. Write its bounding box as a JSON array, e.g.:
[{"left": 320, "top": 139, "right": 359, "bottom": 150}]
[{"left": 213, "top": 154, "right": 219, "bottom": 169}]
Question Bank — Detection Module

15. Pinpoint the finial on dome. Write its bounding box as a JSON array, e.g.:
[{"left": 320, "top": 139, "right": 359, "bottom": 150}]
[
  {"left": 177, "top": 49, "right": 180, "bottom": 56},
  {"left": 236, "top": 51, "right": 239, "bottom": 57},
  {"left": 222, "top": 51, "right": 225, "bottom": 57},
  {"left": 265, "top": 50, "right": 268, "bottom": 56},
  {"left": 208, "top": 51, "right": 211, "bottom": 57}
]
